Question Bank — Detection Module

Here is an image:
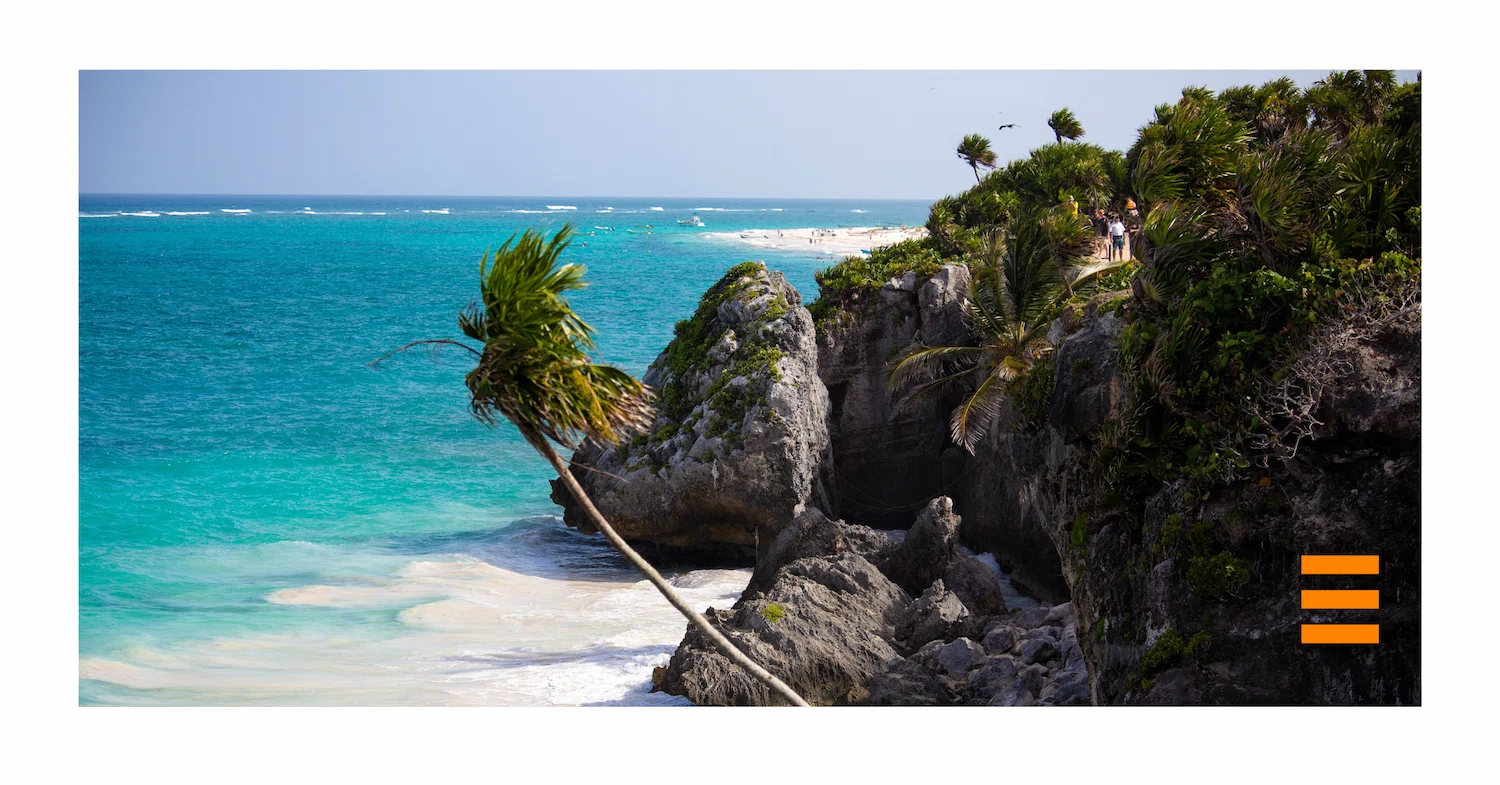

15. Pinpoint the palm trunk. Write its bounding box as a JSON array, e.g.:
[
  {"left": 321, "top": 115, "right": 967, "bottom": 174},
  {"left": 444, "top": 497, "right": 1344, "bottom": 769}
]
[{"left": 521, "top": 426, "right": 811, "bottom": 707}]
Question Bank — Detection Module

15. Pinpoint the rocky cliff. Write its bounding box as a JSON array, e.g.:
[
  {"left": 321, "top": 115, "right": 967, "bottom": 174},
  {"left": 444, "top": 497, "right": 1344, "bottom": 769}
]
[
  {"left": 551, "top": 262, "right": 833, "bottom": 553},
  {"left": 563, "top": 252, "right": 1419, "bottom": 705},
  {"left": 655, "top": 499, "right": 1089, "bottom": 706},
  {"left": 968, "top": 289, "right": 1422, "bottom": 705},
  {"left": 816, "top": 263, "right": 1071, "bottom": 600},
  {"left": 815, "top": 265, "right": 970, "bottom": 529}
]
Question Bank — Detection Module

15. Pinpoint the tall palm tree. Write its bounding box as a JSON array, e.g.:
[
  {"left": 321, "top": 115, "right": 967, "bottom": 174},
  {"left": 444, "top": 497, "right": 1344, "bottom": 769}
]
[
  {"left": 375, "top": 224, "right": 810, "bottom": 707},
  {"left": 1047, "top": 108, "right": 1085, "bottom": 143},
  {"left": 956, "top": 133, "right": 998, "bottom": 184}
]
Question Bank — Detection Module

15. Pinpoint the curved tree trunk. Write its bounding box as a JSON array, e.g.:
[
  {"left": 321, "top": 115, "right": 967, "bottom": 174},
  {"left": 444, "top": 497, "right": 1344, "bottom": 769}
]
[{"left": 520, "top": 426, "right": 811, "bottom": 707}]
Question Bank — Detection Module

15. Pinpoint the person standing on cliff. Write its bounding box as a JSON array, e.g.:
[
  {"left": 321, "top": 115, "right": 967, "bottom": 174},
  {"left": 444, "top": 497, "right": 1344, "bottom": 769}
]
[{"left": 1109, "top": 216, "right": 1127, "bottom": 261}]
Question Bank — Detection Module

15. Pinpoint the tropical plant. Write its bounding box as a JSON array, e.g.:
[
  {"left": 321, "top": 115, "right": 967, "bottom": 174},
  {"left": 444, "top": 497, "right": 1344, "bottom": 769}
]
[
  {"left": 956, "top": 133, "right": 998, "bottom": 184},
  {"left": 1048, "top": 108, "right": 1085, "bottom": 143},
  {"left": 374, "top": 224, "right": 811, "bottom": 707},
  {"left": 1103, "top": 74, "right": 1421, "bottom": 489},
  {"left": 889, "top": 212, "right": 1070, "bottom": 452}
]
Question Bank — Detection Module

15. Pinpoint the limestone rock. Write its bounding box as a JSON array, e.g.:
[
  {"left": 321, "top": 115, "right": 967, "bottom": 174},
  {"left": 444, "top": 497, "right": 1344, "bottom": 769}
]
[
  {"left": 895, "top": 579, "right": 978, "bottom": 650},
  {"left": 656, "top": 553, "right": 909, "bottom": 706},
  {"left": 552, "top": 262, "right": 833, "bottom": 552}
]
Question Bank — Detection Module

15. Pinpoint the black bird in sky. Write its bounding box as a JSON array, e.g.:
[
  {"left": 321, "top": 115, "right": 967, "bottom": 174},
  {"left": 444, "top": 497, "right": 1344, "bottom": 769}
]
[{"left": 998, "top": 123, "right": 1017, "bottom": 130}]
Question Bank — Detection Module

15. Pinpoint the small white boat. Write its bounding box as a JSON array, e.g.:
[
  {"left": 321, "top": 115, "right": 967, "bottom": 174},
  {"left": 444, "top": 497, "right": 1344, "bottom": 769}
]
[
  {"left": 594, "top": 226, "right": 614, "bottom": 231},
  {"left": 678, "top": 215, "right": 705, "bottom": 227}
]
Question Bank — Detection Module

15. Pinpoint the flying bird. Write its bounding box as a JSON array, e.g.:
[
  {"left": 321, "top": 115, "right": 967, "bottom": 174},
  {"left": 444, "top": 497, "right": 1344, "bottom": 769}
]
[{"left": 998, "top": 123, "right": 1018, "bottom": 130}]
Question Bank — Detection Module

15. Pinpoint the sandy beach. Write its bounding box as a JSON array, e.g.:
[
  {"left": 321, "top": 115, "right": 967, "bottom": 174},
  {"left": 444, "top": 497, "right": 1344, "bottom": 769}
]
[{"left": 706, "top": 225, "right": 929, "bottom": 257}]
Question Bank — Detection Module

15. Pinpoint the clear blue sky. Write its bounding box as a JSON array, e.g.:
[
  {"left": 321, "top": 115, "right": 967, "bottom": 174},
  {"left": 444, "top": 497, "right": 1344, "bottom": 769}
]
[{"left": 79, "top": 70, "right": 1419, "bottom": 199}]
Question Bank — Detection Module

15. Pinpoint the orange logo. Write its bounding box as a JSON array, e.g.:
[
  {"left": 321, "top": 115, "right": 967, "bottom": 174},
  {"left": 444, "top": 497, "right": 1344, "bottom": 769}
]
[{"left": 1299, "top": 555, "right": 1379, "bottom": 644}]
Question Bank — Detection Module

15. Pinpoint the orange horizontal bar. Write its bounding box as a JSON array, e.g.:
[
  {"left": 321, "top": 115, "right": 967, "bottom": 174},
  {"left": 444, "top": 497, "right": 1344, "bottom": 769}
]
[
  {"left": 1301, "top": 624, "right": 1380, "bottom": 644},
  {"left": 1301, "top": 555, "right": 1379, "bottom": 575},
  {"left": 1302, "top": 589, "right": 1380, "bottom": 609}
]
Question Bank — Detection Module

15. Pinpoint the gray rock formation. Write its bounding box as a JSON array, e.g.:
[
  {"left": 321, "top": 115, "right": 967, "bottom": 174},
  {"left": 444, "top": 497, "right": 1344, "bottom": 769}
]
[
  {"left": 656, "top": 497, "right": 1088, "bottom": 706},
  {"left": 551, "top": 262, "right": 833, "bottom": 552},
  {"left": 884, "top": 497, "right": 1007, "bottom": 617},
  {"left": 655, "top": 552, "right": 910, "bottom": 706},
  {"left": 815, "top": 264, "right": 970, "bottom": 528},
  {"left": 958, "top": 289, "right": 1421, "bottom": 705}
]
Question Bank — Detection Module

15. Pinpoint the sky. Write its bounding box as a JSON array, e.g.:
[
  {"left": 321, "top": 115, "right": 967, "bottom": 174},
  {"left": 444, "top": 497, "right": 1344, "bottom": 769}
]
[{"left": 79, "top": 70, "right": 1420, "bottom": 199}]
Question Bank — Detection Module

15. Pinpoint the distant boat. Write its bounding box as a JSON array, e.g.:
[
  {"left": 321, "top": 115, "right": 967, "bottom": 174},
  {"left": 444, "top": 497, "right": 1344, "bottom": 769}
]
[
  {"left": 594, "top": 226, "right": 614, "bottom": 231},
  {"left": 626, "top": 228, "right": 651, "bottom": 234},
  {"left": 678, "top": 215, "right": 705, "bottom": 227}
]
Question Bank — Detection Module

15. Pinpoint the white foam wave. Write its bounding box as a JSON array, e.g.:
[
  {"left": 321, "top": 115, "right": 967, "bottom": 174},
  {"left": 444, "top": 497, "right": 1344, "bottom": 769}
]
[
  {"left": 165, "top": 211, "right": 211, "bottom": 216},
  {"left": 510, "top": 209, "right": 550, "bottom": 213},
  {"left": 220, "top": 208, "right": 251, "bottom": 214},
  {"left": 649, "top": 206, "right": 664, "bottom": 211},
  {"left": 851, "top": 209, "right": 868, "bottom": 213},
  {"left": 79, "top": 213, "right": 117, "bottom": 218},
  {"left": 121, "top": 211, "right": 161, "bottom": 217},
  {"left": 84, "top": 555, "right": 749, "bottom": 706},
  {"left": 370, "top": 212, "right": 386, "bottom": 215},
  {"left": 545, "top": 205, "right": 577, "bottom": 210},
  {"left": 421, "top": 208, "right": 450, "bottom": 214}
]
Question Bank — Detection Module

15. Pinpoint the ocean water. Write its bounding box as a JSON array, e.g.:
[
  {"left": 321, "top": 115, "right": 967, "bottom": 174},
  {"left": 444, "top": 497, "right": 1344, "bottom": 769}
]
[{"left": 78, "top": 195, "right": 930, "bottom": 705}]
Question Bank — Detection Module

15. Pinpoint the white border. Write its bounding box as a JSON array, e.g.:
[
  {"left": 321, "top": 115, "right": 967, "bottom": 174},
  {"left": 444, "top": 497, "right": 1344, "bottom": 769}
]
[{"left": 3, "top": 0, "right": 1495, "bottom": 781}]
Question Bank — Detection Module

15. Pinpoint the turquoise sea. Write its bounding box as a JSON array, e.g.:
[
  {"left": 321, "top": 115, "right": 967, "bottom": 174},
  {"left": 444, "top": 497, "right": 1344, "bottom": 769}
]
[{"left": 79, "top": 195, "right": 930, "bottom": 705}]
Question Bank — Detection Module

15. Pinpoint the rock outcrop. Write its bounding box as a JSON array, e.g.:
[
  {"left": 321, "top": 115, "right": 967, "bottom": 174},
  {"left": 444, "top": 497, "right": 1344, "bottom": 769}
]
[
  {"left": 551, "top": 262, "right": 833, "bottom": 553},
  {"left": 656, "top": 497, "right": 1091, "bottom": 706},
  {"left": 815, "top": 265, "right": 970, "bottom": 528},
  {"left": 957, "top": 291, "right": 1422, "bottom": 705},
  {"left": 815, "top": 264, "right": 1070, "bottom": 600}
]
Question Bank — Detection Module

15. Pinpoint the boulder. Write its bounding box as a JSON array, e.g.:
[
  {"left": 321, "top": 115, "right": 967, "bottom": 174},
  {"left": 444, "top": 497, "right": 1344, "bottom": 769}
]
[
  {"left": 1019, "top": 638, "right": 1058, "bottom": 666},
  {"left": 552, "top": 262, "right": 833, "bottom": 552},
  {"left": 967, "top": 656, "right": 1020, "bottom": 701},
  {"left": 865, "top": 657, "right": 954, "bottom": 706},
  {"left": 895, "top": 579, "right": 978, "bottom": 650},
  {"left": 746, "top": 506, "right": 901, "bottom": 596},
  {"left": 656, "top": 553, "right": 909, "bottom": 706},
  {"left": 982, "top": 625, "right": 1019, "bottom": 656},
  {"left": 883, "top": 497, "right": 962, "bottom": 596},
  {"left": 936, "top": 637, "right": 986, "bottom": 679}
]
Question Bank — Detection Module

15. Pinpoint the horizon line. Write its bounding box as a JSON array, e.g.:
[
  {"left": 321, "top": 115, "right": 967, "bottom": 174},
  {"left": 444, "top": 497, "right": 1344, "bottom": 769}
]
[{"left": 79, "top": 192, "right": 939, "bottom": 201}]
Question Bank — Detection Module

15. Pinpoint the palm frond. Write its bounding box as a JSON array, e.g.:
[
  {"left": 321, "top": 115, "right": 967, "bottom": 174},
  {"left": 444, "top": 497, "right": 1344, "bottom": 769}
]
[{"left": 950, "top": 370, "right": 1010, "bottom": 453}]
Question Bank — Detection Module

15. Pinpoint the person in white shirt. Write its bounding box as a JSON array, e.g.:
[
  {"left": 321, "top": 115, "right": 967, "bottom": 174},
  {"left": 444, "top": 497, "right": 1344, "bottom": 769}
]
[{"left": 1108, "top": 217, "right": 1127, "bottom": 261}]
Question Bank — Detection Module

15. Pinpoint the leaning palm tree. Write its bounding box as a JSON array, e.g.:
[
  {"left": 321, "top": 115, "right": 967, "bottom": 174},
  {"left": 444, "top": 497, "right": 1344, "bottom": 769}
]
[
  {"left": 374, "top": 224, "right": 810, "bottom": 707},
  {"left": 1047, "top": 108, "right": 1085, "bottom": 143},
  {"left": 888, "top": 219, "right": 1062, "bottom": 452},
  {"left": 956, "top": 133, "right": 998, "bottom": 184}
]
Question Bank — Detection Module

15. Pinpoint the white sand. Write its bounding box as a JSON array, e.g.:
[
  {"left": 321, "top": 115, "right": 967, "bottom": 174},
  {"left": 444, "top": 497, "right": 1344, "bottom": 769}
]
[{"left": 706, "top": 225, "right": 929, "bottom": 257}]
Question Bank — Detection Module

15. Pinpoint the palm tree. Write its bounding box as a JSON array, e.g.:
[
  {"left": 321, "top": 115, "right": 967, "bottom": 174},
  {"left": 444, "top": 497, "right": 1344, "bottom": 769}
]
[
  {"left": 1047, "top": 108, "right": 1085, "bottom": 143},
  {"left": 375, "top": 224, "right": 810, "bottom": 707},
  {"left": 888, "top": 219, "right": 1060, "bottom": 452},
  {"left": 956, "top": 133, "right": 998, "bottom": 184}
]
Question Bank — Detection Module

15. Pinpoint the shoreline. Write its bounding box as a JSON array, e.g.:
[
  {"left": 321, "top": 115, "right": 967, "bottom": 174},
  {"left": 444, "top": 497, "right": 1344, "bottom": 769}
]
[{"left": 705, "top": 225, "right": 929, "bottom": 257}]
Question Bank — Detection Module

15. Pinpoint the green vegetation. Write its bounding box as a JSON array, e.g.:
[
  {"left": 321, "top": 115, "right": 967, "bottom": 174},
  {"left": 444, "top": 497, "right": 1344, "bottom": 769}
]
[
  {"left": 956, "top": 133, "right": 999, "bottom": 184},
  {"left": 1187, "top": 551, "right": 1252, "bottom": 601},
  {"left": 1047, "top": 108, "right": 1085, "bottom": 143},
  {"left": 1069, "top": 513, "right": 1090, "bottom": 550},
  {"left": 377, "top": 225, "right": 810, "bottom": 707},
  {"left": 657, "top": 261, "right": 769, "bottom": 421},
  {"left": 1099, "top": 71, "right": 1420, "bottom": 491},
  {"left": 761, "top": 602, "right": 788, "bottom": 624},
  {"left": 1009, "top": 354, "right": 1055, "bottom": 427},
  {"left": 889, "top": 204, "right": 1125, "bottom": 452},
  {"left": 1141, "top": 629, "right": 1213, "bottom": 673},
  {"left": 808, "top": 238, "right": 945, "bottom": 326}
]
